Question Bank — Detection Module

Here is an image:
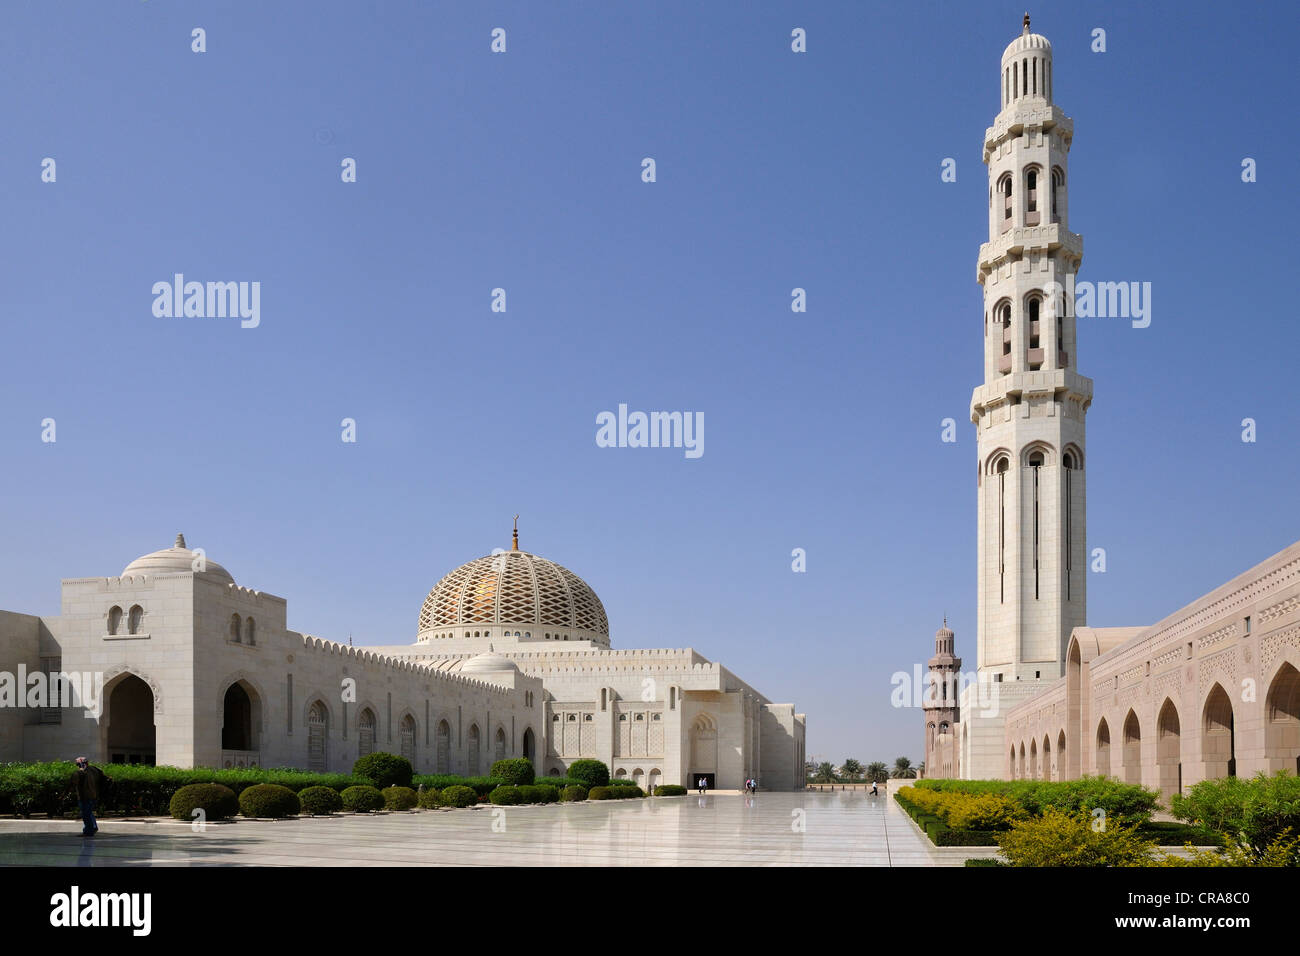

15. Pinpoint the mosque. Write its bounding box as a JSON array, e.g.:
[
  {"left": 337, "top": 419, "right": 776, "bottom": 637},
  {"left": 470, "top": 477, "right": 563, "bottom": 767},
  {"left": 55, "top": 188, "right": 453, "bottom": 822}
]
[
  {"left": 923, "top": 17, "right": 1300, "bottom": 797},
  {"left": 0, "top": 522, "right": 806, "bottom": 791}
]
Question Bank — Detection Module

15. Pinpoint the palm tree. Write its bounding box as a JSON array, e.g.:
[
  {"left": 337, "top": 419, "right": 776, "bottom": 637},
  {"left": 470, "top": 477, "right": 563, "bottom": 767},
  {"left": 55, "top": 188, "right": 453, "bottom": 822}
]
[
  {"left": 917, "top": 761, "right": 926, "bottom": 779},
  {"left": 813, "top": 761, "right": 837, "bottom": 783},
  {"left": 840, "top": 758, "right": 863, "bottom": 780},
  {"left": 866, "top": 761, "right": 889, "bottom": 783},
  {"left": 891, "top": 756, "right": 917, "bottom": 779}
]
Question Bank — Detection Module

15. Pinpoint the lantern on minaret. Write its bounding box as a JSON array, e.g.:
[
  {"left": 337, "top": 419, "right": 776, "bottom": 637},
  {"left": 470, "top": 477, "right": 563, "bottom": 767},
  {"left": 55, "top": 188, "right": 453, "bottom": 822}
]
[
  {"left": 924, "top": 619, "right": 962, "bottom": 779},
  {"left": 972, "top": 14, "right": 1091, "bottom": 689}
]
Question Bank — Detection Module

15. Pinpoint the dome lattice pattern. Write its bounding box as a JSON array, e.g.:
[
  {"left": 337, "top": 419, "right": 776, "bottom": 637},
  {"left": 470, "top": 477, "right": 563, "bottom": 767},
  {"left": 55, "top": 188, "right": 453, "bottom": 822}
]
[{"left": 418, "top": 551, "right": 609, "bottom": 641}]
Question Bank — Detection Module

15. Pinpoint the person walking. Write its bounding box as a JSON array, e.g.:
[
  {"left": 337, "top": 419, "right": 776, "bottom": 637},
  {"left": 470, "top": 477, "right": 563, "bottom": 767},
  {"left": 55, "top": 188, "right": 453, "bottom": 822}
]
[{"left": 70, "top": 757, "right": 109, "bottom": 837}]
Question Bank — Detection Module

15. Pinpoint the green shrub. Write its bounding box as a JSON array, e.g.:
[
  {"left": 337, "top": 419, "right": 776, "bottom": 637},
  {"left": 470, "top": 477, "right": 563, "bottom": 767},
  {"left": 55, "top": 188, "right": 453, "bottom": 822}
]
[
  {"left": 567, "top": 760, "right": 610, "bottom": 790},
  {"left": 533, "top": 784, "right": 559, "bottom": 804},
  {"left": 340, "top": 785, "right": 386, "bottom": 812},
  {"left": 561, "top": 785, "right": 588, "bottom": 802},
  {"left": 996, "top": 808, "right": 1157, "bottom": 866},
  {"left": 588, "top": 786, "right": 613, "bottom": 800},
  {"left": 299, "top": 786, "right": 344, "bottom": 815},
  {"left": 534, "top": 776, "right": 585, "bottom": 790},
  {"left": 654, "top": 785, "right": 687, "bottom": 796},
  {"left": 1171, "top": 771, "right": 1300, "bottom": 865},
  {"left": 168, "top": 783, "right": 238, "bottom": 822},
  {"left": 417, "top": 787, "right": 442, "bottom": 809},
  {"left": 489, "top": 758, "right": 535, "bottom": 787},
  {"left": 490, "top": 785, "right": 523, "bottom": 805},
  {"left": 383, "top": 786, "right": 418, "bottom": 810},
  {"left": 352, "top": 753, "right": 413, "bottom": 790},
  {"left": 964, "top": 858, "right": 1008, "bottom": 867},
  {"left": 412, "top": 774, "right": 504, "bottom": 797},
  {"left": 607, "top": 778, "right": 638, "bottom": 788},
  {"left": 440, "top": 785, "right": 478, "bottom": 808},
  {"left": 238, "top": 784, "right": 301, "bottom": 819},
  {"left": 913, "top": 776, "right": 1158, "bottom": 826}
]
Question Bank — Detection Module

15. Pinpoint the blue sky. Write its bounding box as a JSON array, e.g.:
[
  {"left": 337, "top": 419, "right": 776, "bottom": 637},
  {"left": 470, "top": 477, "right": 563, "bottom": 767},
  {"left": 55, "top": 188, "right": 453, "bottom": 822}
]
[{"left": 1, "top": 1, "right": 1296, "bottom": 767}]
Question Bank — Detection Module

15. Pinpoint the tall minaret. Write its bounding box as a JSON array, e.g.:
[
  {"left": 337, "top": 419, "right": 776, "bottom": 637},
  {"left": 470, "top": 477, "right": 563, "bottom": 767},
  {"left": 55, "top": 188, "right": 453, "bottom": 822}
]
[{"left": 972, "top": 15, "right": 1091, "bottom": 686}]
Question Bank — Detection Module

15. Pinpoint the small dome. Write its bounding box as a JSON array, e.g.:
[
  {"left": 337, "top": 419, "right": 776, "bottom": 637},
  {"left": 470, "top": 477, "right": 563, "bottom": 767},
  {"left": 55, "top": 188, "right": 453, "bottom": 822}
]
[
  {"left": 122, "top": 533, "right": 234, "bottom": 584},
  {"left": 460, "top": 652, "right": 519, "bottom": 676}
]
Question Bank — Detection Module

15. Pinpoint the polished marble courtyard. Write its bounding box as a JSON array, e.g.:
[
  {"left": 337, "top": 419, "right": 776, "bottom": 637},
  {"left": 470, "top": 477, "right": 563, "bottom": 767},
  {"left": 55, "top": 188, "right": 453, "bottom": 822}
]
[{"left": 0, "top": 791, "right": 999, "bottom": 867}]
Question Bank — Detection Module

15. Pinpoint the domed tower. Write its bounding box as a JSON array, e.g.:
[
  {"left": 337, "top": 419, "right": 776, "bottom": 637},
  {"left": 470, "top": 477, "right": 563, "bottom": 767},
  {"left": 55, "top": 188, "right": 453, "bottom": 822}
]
[
  {"left": 972, "top": 14, "right": 1090, "bottom": 685},
  {"left": 923, "top": 620, "right": 962, "bottom": 778}
]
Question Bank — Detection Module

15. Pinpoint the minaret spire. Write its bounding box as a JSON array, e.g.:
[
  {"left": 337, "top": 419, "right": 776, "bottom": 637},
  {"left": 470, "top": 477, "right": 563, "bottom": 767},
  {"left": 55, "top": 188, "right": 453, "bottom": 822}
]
[
  {"left": 1023, "top": 12, "right": 1031, "bottom": 34},
  {"left": 511, "top": 514, "right": 519, "bottom": 551}
]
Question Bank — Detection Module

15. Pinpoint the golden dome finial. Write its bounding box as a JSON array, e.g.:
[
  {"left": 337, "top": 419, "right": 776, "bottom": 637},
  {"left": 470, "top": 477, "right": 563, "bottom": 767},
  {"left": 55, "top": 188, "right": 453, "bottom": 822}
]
[{"left": 511, "top": 514, "right": 519, "bottom": 551}]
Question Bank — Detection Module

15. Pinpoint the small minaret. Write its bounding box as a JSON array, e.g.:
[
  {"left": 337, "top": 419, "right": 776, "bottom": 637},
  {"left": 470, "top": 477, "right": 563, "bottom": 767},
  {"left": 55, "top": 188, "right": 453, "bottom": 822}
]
[{"left": 923, "top": 619, "right": 962, "bottom": 778}]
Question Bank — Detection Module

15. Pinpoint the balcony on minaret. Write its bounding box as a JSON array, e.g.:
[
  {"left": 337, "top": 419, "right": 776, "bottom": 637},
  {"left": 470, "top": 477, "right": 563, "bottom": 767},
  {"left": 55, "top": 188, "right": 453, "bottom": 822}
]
[
  {"left": 1027, "top": 347, "right": 1045, "bottom": 370},
  {"left": 998, "top": 353, "right": 1012, "bottom": 374}
]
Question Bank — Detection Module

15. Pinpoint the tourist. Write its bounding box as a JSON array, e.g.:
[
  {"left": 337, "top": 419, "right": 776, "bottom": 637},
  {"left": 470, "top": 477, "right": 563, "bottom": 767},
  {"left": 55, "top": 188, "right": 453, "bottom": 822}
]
[{"left": 70, "top": 757, "right": 109, "bottom": 837}]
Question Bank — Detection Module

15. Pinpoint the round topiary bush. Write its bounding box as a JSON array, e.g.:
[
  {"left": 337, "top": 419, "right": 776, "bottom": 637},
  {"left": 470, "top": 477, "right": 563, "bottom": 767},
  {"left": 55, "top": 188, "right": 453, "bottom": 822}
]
[
  {"left": 352, "top": 753, "right": 414, "bottom": 790},
  {"left": 490, "top": 785, "right": 523, "bottom": 805},
  {"left": 561, "top": 785, "right": 588, "bottom": 802},
  {"left": 533, "top": 784, "right": 559, "bottom": 804},
  {"left": 489, "top": 757, "right": 535, "bottom": 787},
  {"left": 298, "top": 786, "right": 344, "bottom": 815},
  {"left": 417, "top": 787, "right": 442, "bottom": 809},
  {"left": 383, "top": 786, "right": 418, "bottom": 811},
  {"left": 340, "top": 785, "right": 386, "bottom": 812},
  {"left": 588, "top": 786, "right": 613, "bottom": 800},
  {"left": 567, "top": 759, "right": 610, "bottom": 790},
  {"left": 238, "top": 783, "right": 301, "bottom": 819},
  {"left": 654, "top": 785, "right": 687, "bottom": 797},
  {"left": 440, "top": 785, "right": 478, "bottom": 808},
  {"left": 624, "top": 786, "right": 646, "bottom": 798},
  {"left": 169, "top": 783, "right": 238, "bottom": 822}
]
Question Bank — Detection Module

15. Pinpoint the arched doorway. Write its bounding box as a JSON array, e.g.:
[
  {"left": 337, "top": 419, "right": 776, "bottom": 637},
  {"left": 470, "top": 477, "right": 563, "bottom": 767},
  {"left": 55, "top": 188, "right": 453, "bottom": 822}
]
[
  {"left": 1029, "top": 739, "right": 1038, "bottom": 779},
  {"left": 1018, "top": 741, "right": 1026, "bottom": 778},
  {"left": 1202, "top": 684, "right": 1236, "bottom": 779},
  {"left": 1057, "top": 730, "right": 1067, "bottom": 781},
  {"left": 358, "top": 708, "right": 377, "bottom": 758},
  {"left": 105, "top": 674, "right": 155, "bottom": 764},
  {"left": 1156, "top": 698, "right": 1181, "bottom": 800},
  {"left": 1096, "top": 718, "right": 1111, "bottom": 777},
  {"left": 495, "top": 727, "right": 507, "bottom": 763},
  {"left": 307, "top": 701, "right": 328, "bottom": 772},
  {"left": 1265, "top": 663, "right": 1300, "bottom": 773},
  {"left": 689, "top": 714, "right": 718, "bottom": 788},
  {"left": 1043, "top": 735, "right": 1053, "bottom": 781},
  {"left": 522, "top": 727, "right": 535, "bottom": 763},
  {"left": 220, "top": 680, "right": 261, "bottom": 765},
  {"left": 400, "top": 714, "right": 416, "bottom": 764},
  {"left": 436, "top": 720, "right": 451, "bottom": 773},
  {"left": 1122, "top": 710, "right": 1142, "bottom": 785},
  {"left": 648, "top": 768, "right": 662, "bottom": 791},
  {"left": 468, "top": 724, "right": 481, "bottom": 775}
]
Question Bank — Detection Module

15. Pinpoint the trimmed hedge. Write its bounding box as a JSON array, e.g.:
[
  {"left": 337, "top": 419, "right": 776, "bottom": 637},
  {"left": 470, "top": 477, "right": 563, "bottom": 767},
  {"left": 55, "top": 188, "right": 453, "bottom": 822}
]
[
  {"left": 653, "top": 785, "right": 687, "bottom": 797},
  {"left": 416, "top": 787, "right": 442, "bottom": 809},
  {"left": 490, "top": 758, "right": 535, "bottom": 787},
  {"left": 353, "top": 753, "right": 413, "bottom": 790},
  {"left": 913, "top": 776, "right": 1159, "bottom": 825},
  {"left": 567, "top": 760, "right": 610, "bottom": 789},
  {"left": 340, "top": 785, "right": 386, "bottom": 812},
  {"left": 168, "top": 783, "right": 238, "bottom": 822},
  {"left": 383, "top": 786, "right": 419, "bottom": 811},
  {"left": 412, "top": 775, "right": 505, "bottom": 797},
  {"left": 0, "top": 762, "right": 361, "bottom": 819},
  {"left": 439, "top": 785, "right": 478, "bottom": 808},
  {"left": 588, "top": 785, "right": 643, "bottom": 801},
  {"left": 239, "top": 784, "right": 301, "bottom": 819},
  {"left": 561, "top": 785, "right": 588, "bottom": 802},
  {"left": 299, "top": 786, "right": 344, "bottom": 816}
]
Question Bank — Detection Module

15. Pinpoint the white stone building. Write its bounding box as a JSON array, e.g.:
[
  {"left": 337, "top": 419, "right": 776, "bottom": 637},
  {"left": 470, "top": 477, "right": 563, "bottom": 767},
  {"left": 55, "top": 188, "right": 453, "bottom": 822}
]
[{"left": 0, "top": 528, "right": 806, "bottom": 791}]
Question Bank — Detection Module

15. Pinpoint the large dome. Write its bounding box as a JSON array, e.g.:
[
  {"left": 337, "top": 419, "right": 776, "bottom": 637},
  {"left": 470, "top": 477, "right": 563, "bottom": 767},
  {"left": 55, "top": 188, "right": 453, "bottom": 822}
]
[
  {"left": 417, "top": 546, "right": 609, "bottom": 646},
  {"left": 122, "top": 533, "right": 234, "bottom": 584}
]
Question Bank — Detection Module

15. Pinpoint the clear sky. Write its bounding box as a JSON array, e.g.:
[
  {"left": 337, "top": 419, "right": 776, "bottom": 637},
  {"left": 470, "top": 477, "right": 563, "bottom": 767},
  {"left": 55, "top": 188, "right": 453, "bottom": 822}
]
[{"left": 1, "top": 1, "right": 1296, "bottom": 768}]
